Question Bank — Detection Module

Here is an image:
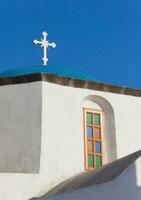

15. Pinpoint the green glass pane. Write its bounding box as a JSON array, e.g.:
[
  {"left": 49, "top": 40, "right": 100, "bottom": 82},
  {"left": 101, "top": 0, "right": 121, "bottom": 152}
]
[
  {"left": 87, "top": 113, "right": 92, "bottom": 124},
  {"left": 88, "top": 154, "right": 94, "bottom": 167},
  {"left": 96, "top": 155, "right": 102, "bottom": 168},
  {"left": 94, "top": 114, "right": 100, "bottom": 126}
]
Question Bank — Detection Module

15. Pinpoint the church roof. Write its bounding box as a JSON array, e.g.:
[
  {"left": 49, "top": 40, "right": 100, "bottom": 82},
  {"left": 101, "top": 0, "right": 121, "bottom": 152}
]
[
  {"left": 0, "top": 66, "right": 141, "bottom": 97},
  {"left": 0, "top": 66, "right": 97, "bottom": 82},
  {"left": 30, "top": 150, "right": 141, "bottom": 199}
]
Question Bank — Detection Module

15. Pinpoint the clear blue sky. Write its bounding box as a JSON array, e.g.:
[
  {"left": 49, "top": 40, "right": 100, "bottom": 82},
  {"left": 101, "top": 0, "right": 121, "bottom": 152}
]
[{"left": 0, "top": 0, "right": 141, "bottom": 88}]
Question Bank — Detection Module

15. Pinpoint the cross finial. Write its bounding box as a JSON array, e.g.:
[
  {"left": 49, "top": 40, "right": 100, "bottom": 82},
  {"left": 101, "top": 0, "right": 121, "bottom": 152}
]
[{"left": 33, "top": 31, "right": 56, "bottom": 65}]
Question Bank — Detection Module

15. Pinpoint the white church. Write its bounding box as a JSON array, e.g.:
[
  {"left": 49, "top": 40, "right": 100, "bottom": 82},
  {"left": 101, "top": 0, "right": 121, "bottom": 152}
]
[{"left": 0, "top": 32, "right": 141, "bottom": 200}]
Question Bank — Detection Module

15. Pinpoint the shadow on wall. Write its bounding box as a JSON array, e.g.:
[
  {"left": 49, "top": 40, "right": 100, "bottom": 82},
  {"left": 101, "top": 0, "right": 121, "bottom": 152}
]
[
  {"left": 39, "top": 160, "right": 141, "bottom": 200},
  {"left": 82, "top": 95, "right": 117, "bottom": 163}
]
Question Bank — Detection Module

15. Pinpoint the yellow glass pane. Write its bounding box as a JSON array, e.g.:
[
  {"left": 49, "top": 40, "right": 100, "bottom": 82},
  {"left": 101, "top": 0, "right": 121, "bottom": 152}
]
[
  {"left": 87, "top": 140, "right": 94, "bottom": 152},
  {"left": 95, "top": 128, "right": 101, "bottom": 140}
]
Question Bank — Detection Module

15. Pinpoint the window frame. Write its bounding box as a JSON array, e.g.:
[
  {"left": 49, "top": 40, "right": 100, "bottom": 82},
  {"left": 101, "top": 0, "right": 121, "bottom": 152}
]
[{"left": 83, "top": 108, "right": 104, "bottom": 170}]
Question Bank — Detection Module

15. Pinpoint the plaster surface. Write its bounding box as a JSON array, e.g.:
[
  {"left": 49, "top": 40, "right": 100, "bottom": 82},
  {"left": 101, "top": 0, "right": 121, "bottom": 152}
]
[
  {"left": 0, "top": 81, "right": 141, "bottom": 200},
  {"left": 41, "top": 81, "right": 141, "bottom": 177},
  {"left": 0, "top": 82, "right": 42, "bottom": 172},
  {"left": 40, "top": 157, "right": 141, "bottom": 200}
]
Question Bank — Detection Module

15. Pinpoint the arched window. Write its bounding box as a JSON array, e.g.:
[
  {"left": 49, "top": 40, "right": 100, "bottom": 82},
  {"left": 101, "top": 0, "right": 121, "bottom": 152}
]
[
  {"left": 84, "top": 108, "right": 103, "bottom": 169},
  {"left": 83, "top": 95, "right": 117, "bottom": 170}
]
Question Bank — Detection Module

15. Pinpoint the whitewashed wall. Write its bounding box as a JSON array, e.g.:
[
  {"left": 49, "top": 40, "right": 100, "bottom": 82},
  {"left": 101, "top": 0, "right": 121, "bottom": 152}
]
[
  {"left": 39, "top": 81, "right": 141, "bottom": 198},
  {"left": 0, "top": 82, "right": 42, "bottom": 173},
  {"left": 41, "top": 81, "right": 141, "bottom": 178},
  {"left": 44, "top": 157, "right": 141, "bottom": 200},
  {"left": 0, "top": 81, "right": 141, "bottom": 200}
]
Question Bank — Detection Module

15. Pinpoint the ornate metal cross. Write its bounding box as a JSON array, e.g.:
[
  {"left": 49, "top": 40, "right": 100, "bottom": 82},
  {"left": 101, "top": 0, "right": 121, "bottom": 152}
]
[{"left": 33, "top": 31, "right": 56, "bottom": 65}]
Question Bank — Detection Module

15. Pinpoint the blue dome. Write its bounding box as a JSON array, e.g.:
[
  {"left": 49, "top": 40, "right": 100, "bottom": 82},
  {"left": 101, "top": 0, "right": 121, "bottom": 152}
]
[{"left": 0, "top": 66, "right": 98, "bottom": 82}]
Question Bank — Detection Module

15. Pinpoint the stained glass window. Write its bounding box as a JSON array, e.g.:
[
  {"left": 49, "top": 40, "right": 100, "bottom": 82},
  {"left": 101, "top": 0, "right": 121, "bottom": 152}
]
[{"left": 84, "top": 110, "right": 103, "bottom": 170}]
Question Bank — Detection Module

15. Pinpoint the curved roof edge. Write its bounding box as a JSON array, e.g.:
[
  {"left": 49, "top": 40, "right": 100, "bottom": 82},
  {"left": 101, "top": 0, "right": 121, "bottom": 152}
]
[
  {"left": 30, "top": 150, "right": 141, "bottom": 199},
  {"left": 0, "top": 66, "right": 98, "bottom": 82},
  {"left": 0, "top": 73, "right": 141, "bottom": 97}
]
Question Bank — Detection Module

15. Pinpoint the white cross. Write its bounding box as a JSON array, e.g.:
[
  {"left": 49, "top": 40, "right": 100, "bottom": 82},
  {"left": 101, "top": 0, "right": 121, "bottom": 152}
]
[{"left": 33, "top": 31, "right": 56, "bottom": 65}]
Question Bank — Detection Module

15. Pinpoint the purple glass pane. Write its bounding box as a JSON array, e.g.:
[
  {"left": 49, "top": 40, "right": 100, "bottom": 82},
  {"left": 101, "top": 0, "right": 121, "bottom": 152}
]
[
  {"left": 87, "top": 127, "right": 93, "bottom": 138},
  {"left": 95, "top": 141, "right": 101, "bottom": 153}
]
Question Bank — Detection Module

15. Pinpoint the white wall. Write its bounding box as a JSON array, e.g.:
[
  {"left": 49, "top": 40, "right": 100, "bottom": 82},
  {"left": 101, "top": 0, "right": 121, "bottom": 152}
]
[
  {"left": 39, "top": 81, "right": 141, "bottom": 198},
  {"left": 0, "top": 81, "right": 141, "bottom": 200},
  {"left": 0, "top": 82, "right": 42, "bottom": 173},
  {"left": 44, "top": 157, "right": 141, "bottom": 200},
  {"left": 41, "top": 81, "right": 141, "bottom": 174}
]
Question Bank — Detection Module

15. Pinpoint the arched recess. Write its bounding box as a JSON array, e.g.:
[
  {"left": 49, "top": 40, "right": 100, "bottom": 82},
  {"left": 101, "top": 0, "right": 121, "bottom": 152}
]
[{"left": 82, "top": 95, "right": 117, "bottom": 165}]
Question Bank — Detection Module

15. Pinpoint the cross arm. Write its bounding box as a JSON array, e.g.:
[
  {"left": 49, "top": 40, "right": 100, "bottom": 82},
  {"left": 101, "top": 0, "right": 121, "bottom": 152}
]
[
  {"left": 33, "top": 39, "right": 42, "bottom": 45},
  {"left": 47, "top": 42, "right": 56, "bottom": 48}
]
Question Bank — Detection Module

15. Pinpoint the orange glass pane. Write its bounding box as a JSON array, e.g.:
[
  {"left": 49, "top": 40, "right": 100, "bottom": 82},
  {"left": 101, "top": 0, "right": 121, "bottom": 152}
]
[
  {"left": 87, "top": 140, "right": 94, "bottom": 153},
  {"left": 95, "top": 128, "right": 101, "bottom": 140}
]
